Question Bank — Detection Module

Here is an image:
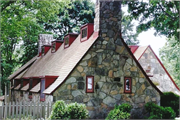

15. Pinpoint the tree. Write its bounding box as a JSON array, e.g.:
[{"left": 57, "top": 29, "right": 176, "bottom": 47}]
[
  {"left": 159, "top": 37, "right": 180, "bottom": 88},
  {"left": 1, "top": 0, "right": 61, "bottom": 94},
  {"left": 44, "top": 0, "right": 95, "bottom": 40},
  {"left": 125, "top": 0, "right": 179, "bottom": 42}
]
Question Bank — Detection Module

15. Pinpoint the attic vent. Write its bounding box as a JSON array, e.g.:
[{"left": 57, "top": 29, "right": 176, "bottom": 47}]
[
  {"left": 114, "top": 77, "right": 120, "bottom": 82},
  {"left": 80, "top": 23, "right": 94, "bottom": 42}
]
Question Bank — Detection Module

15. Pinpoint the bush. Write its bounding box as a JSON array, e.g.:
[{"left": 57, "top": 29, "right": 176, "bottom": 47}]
[
  {"left": 116, "top": 103, "right": 132, "bottom": 113},
  {"left": 49, "top": 100, "right": 67, "bottom": 119},
  {"left": 106, "top": 103, "right": 132, "bottom": 120},
  {"left": 145, "top": 102, "right": 176, "bottom": 119},
  {"left": 67, "top": 102, "right": 88, "bottom": 119},
  {"left": 49, "top": 100, "right": 88, "bottom": 119},
  {"left": 161, "top": 92, "right": 179, "bottom": 117}
]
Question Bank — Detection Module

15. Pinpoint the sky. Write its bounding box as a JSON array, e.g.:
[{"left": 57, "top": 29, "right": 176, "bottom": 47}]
[{"left": 91, "top": 0, "right": 167, "bottom": 59}]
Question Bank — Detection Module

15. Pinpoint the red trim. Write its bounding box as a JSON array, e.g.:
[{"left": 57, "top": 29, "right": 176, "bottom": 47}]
[
  {"left": 129, "top": 45, "right": 139, "bottom": 54},
  {"left": 148, "top": 45, "right": 180, "bottom": 91},
  {"left": 137, "top": 46, "right": 149, "bottom": 60},
  {"left": 86, "top": 76, "right": 94, "bottom": 93},
  {"left": 51, "top": 40, "right": 63, "bottom": 53},
  {"left": 124, "top": 77, "right": 132, "bottom": 93},
  {"left": 120, "top": 33, "right": 163, "bottom": 95}
]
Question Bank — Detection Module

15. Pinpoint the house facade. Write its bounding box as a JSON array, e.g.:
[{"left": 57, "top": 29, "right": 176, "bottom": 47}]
[
  {"left": 8, "top": 0, "right": 177, "bottom": 119},
  {"left": 129, "top": 45, "right": 180, "bottom": 96}
]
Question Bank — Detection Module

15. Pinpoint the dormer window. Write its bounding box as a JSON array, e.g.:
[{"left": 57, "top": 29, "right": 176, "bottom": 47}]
[
  {"left": 64, "top": 36, "right": 69, "bottom": 48},
  {"left": 82, "top": 28, "right": 87, "bottom": 39},
  {"left": 51, "top": 42, "right": 56, "bottom": 52},
  {"left": 41, "top": 45, "right": 51, "bottom": 56},
  {"left": 51, "top": 40, "right": 63, "bottom": 53},
  {"left": 80, "top": 23, "right": 94, "bottom": 42},
  {"left": 41, "top": 46, "right": 45, "bottom": 55},
  {"left": 64, "top": 33, "right": 78, "bottom": 49}
]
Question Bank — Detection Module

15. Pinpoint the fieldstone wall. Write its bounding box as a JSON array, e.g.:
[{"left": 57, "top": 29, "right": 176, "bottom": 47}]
[
  {"left": 138, "top": 47, "right": 180, "bottom": 96},
  {"left": 53, "top": 0, "right": 160, "bottom": 119}
]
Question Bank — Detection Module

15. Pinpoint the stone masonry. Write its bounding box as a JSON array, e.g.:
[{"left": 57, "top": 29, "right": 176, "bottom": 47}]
[
  {"left": 53, "top": 0, "right": 160, "bottom": 118},
  {"left": 138, "top": 47, "right": 180, "bottom": 96}
]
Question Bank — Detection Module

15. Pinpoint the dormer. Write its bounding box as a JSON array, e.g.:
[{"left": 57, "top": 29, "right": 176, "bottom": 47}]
[
  {"left": 80, "top": 23, "right": 94, "bottom": 42},
  {"left": 41, "top": 45, "right": 51, "bottom": 55},
  {"left": 51, "top": 40, "right": 63, "bottom": 53},
  {"left": 64, "top": 33, "right": 78, "bottom": 49}
]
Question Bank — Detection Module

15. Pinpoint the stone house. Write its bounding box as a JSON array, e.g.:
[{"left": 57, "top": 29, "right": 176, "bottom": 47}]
[
  {"left": 8, "top": 0, "right": 179, "bottom": 118},
  {"left": 129, "top": 45, "right": 180, "bottom": 96}
]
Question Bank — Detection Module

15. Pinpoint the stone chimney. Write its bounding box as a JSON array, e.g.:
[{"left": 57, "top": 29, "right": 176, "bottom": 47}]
[
  {"left": 38, "top": 34, "right": 53, "bottom": 55},
  {"left": 94, "top": 0, "right": 122, "bottom": 46}
]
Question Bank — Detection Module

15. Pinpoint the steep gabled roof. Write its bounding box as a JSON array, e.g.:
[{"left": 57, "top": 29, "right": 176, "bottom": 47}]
[
  {"left": 8, "top": 56, "right": 37, "bottom": 80},
  {"left": 43, "top": 32, "right": 99, "bottom": 94}
]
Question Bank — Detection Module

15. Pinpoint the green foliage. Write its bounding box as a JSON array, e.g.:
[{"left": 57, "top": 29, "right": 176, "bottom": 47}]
[
  {"left": 115, "top": 103, "right": 132, "bottom": 113},
  {"left": 50, "top": 100, "right": 67, "bottom": 119},
  {"left": 125, "top": 0, "right": 179, "bottom": 42},
  {"left": 160, "top": 37, "right": 180, "bottom": 89},
  {"left": 44, "top": 0, "right": 95, "bottom": 40},
  {"left": 67, "top": 102, "right": 88, "bottom": 119},
  {"left": 161, "top": 92, "right": 180, "bottom": 117},
  {"left": 49, "top": 100, "right": 88, "bottom": 119},
  {"left": 106, "top": 103, "right": 132, "bottom": 120},
  {"left": 145, "top": 102, "right": 176, "bottom": 119}
]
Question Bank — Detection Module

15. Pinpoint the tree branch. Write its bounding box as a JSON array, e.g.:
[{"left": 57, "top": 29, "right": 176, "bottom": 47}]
[
  {"left": 1, "top": 1, "right": 16, "bottom": 12},
  {"left": 158, "top": 2, "right": 175, "bottom": 21}
]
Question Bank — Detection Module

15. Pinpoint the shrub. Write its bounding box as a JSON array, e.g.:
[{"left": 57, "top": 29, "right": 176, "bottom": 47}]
[
  {"left": 116, "top": 103, "right": 132, "bottom": 113},
  {"left": 161, "top": 92, "right": 179, "bottom": 117},
  {"left": 67, "top": 102, "right": 88, "bottom": 119},
  {"left": 145, "top": 102, "right": 176, "bottom": 119},
  {"left": 49, "top": 100, "right": 88, "bottom": 119},
  {"left": 49, "top": 100, "right": 67, "bottom": 119},
  {"left": 106, "top": 109, "right": 130, "bottom": 120},
  {"left": 106, "top": 103, "right": 132, "bottom": 120}
]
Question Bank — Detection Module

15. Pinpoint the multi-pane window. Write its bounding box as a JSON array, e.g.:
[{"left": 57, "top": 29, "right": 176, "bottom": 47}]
[{"left": 124, "top": 77, "right": 132, "bottom": 93}]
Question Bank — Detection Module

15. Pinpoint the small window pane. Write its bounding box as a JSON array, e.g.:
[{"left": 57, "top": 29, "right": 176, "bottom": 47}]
[
  {"left": 82, "top": 28, "right": 87, "bottom": 38},
  {"left": 65, "top": 37, "right": 69, "bottom": 46},
  {"left": 88, "top": 78, "right": 92, "bottom": 89},
  {"left": 52, "top": 42, "right": 56, "bottom": 52},
  {"left": 41, "top": 46, "right": 44, "bottom": 54},
  {"left": 126, "top": 79, "right": 130, "bottom": 91}
]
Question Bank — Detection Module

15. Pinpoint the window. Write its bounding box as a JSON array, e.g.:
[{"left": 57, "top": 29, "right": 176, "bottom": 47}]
[
  {"left": 64, "top": 37, "right": 69, "bottom": 48},
  {"left": 40, "top": 79, "right": 45, "bottom": 101},
  {"left": 86, "top": 76, "right": 94, "bottom": 93},
  {"left": 82, "top": 28, "right": 87, "bottom": 39},
  {"left": 124, "top": 77, "right": 132, "bottom": 93},
  {"left": 51, "top": 42, "right": 56, "bottom": 52},
  {"left": 41, "top": 46, "right": 44, "bottom": 55}
]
